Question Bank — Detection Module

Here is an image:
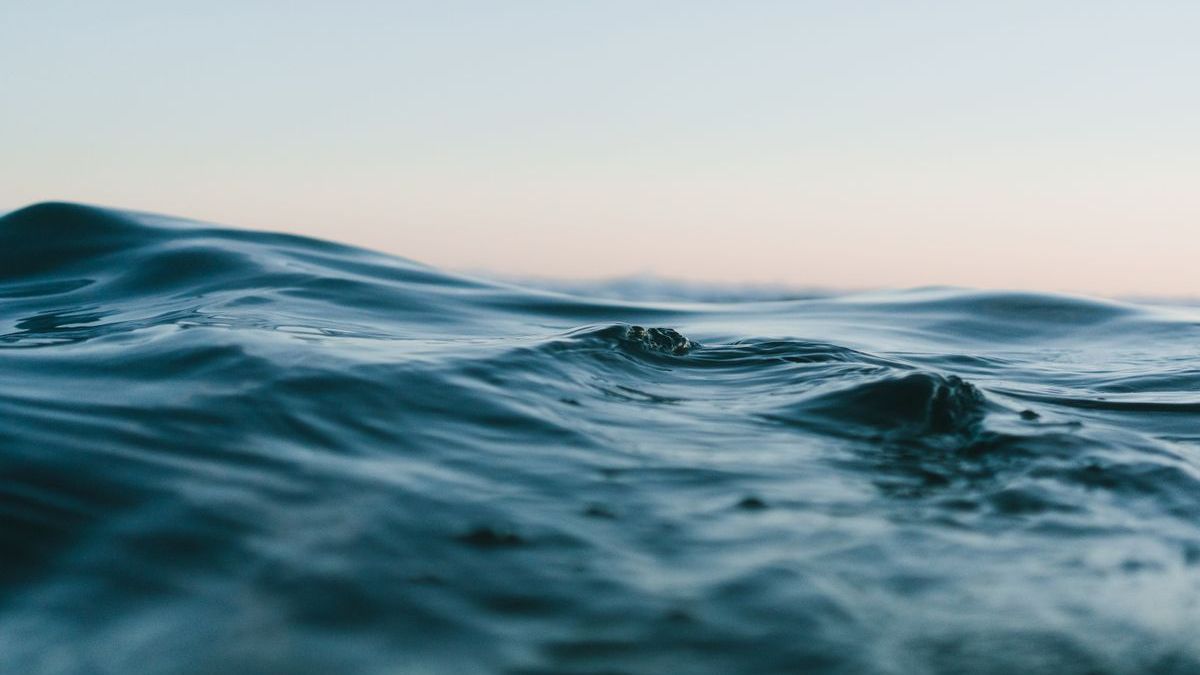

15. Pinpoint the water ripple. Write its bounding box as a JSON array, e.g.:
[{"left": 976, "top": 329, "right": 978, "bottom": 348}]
[{"left": 3, "top": 203, "right": 1200, "bottom": 674}]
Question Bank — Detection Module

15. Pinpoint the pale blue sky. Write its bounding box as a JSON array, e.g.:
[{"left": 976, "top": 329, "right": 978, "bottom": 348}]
[{"left": 4, "top": 2, "right": 1198, "bottom": 295}]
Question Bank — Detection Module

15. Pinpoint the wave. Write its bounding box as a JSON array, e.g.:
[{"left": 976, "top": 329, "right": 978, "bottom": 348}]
[{"left": 3, "top": 203, "right": 1200, "bottom": 674}]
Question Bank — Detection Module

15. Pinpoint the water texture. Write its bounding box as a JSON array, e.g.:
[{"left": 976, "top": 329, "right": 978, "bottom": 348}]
[{"left": 2, "top": 203, "right": 1199, "bottom": 674}]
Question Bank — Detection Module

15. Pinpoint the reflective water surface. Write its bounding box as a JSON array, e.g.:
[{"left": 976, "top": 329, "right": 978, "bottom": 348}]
[{"left": 2, "top": 203, "right": 1199, "bottom": 674}]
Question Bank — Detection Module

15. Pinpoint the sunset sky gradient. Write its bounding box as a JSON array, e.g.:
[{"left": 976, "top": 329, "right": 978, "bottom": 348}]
[{"left": 4, "top": 2, "right": 1198, "bottom": 296}]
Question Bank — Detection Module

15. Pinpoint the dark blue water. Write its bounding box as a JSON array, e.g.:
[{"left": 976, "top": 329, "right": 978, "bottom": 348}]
[{"left": 3, "top": 203, "right": 1200, "bottom": 674}]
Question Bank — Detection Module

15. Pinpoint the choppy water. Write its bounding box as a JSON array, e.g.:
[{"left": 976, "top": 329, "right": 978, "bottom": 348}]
[{"left": 3, "top": 202, "right": 1200, "bottom": 675}]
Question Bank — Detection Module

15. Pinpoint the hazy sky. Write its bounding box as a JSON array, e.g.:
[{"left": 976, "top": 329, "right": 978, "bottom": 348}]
[{"left": 3, "top": 2, "right": 1198, "bottom": 296}]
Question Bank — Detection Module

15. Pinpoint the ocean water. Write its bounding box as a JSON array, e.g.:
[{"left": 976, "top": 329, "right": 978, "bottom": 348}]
[{"left": 2, "top": 202, "right": 1200, "bottom": 675}]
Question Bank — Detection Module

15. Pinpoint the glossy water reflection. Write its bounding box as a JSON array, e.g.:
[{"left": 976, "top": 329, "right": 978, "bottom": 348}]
[{"left": 2, "top": 203, "right": 1199, "bottom": 674}]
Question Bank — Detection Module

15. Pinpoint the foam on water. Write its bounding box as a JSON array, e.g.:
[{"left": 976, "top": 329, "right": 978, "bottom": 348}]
[{"left": 3, "top": 203, "right": 1200, "bottom": 674}]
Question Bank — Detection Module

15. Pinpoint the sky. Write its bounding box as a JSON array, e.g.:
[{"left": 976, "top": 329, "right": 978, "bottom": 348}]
[{"left": 3, "top": 2, "right": 1198, "bottom": 296}]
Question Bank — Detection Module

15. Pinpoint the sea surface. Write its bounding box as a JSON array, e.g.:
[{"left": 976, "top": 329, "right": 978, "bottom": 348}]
[{"left": 2, "top": 203, "right": 1200, "bottom": 675}]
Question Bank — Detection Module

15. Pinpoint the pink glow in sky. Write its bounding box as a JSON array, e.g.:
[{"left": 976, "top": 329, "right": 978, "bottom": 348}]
[{"left": 4, "top": 2, "right": 1198, "bottom": 297}]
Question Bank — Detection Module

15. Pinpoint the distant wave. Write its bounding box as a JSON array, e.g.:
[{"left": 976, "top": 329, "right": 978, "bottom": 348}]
[{"left": 3, "top": 203, "right": 1200, "bottom": 674}]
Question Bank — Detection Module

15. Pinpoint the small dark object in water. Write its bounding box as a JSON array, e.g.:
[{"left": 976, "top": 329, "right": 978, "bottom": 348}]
[
  {"left": 737, "top": 496, "right": 768, "bottom": 510},
  {"left": 456, "top": 527, "right": 525, "bottom": 548},
  {"left": 583, "top": 504, "right": 617, "bottom": 519}
]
